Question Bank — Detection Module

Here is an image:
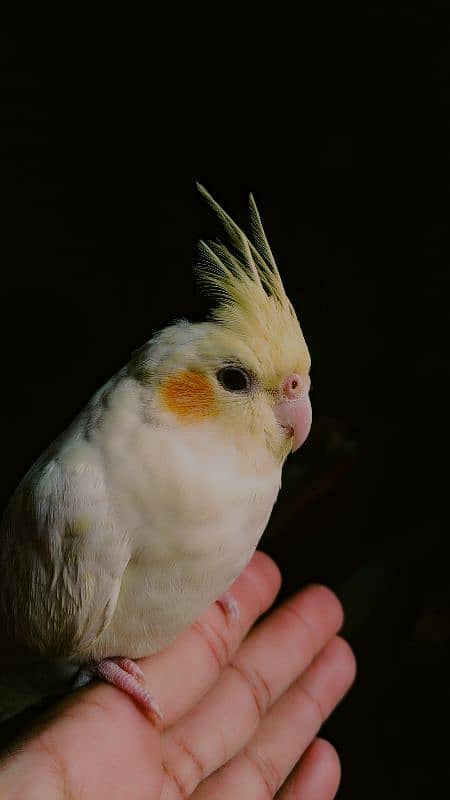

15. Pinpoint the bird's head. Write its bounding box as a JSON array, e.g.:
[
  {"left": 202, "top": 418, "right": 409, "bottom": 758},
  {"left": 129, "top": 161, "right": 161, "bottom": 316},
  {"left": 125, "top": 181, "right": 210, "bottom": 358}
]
[{"left": 131, "top": 186, "right": 312, "bottom": 464}]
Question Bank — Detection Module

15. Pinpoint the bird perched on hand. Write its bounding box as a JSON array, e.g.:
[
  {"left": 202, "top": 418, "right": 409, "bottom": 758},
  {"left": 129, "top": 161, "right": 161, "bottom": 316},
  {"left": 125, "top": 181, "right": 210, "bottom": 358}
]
[{"left": 0, "top": 185, "right": 312, "bottom": 723}]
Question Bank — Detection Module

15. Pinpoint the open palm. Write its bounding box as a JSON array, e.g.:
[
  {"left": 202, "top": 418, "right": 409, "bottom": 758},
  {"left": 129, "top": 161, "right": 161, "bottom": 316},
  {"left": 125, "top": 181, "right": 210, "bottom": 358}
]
[{"left": 0, "top": 552, "right": 355, "bottom": 799}]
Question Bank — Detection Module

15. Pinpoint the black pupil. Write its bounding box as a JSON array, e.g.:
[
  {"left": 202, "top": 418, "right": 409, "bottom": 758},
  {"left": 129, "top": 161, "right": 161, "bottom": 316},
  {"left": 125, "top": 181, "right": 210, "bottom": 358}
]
[{"left": 218, "top": 367, "right": 250, "bottom": 392}]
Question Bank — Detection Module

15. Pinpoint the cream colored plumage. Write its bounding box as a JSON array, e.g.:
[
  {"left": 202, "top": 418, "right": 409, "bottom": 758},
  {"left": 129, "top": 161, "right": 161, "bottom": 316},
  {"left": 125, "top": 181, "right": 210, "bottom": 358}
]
[{"left": 0, "top": 185, "right": 312, "bottom": 721}]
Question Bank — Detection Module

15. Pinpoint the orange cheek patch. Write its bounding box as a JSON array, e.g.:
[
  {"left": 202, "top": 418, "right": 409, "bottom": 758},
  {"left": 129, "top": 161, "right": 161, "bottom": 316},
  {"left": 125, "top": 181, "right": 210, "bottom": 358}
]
[{"left": 160, "top": 371, "right": 218, "bottom": 421}]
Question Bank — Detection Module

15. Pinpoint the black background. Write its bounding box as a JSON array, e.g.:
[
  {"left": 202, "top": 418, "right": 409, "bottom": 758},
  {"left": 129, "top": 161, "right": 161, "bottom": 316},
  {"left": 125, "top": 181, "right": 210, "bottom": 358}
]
[{"left": 1, "top": 9, "right": 449, "bottom": 797}]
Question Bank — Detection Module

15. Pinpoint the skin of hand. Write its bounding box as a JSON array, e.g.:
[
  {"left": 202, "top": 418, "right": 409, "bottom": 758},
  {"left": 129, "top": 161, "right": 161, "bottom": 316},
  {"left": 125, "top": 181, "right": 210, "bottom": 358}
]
[{"left": 0, "top": 553, "right": 356, "bottom": 800}]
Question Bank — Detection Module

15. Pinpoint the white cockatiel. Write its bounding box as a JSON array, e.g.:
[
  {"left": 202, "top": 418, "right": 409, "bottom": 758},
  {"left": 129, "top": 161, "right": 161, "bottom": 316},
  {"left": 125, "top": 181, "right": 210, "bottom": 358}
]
[{"left": 0, "top": 185, "right": 312, "bottom": 722}]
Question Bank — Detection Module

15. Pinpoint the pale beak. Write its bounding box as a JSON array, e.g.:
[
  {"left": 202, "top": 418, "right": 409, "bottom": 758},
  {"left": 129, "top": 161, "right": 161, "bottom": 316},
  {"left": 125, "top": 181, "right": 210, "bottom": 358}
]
[{"left": 273, "top": 394, "right": 312, "bottom": 452}]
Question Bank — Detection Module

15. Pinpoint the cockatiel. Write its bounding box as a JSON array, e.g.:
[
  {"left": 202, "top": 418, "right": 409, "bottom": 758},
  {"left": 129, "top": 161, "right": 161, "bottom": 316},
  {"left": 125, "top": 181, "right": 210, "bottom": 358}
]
[{"left": 0, "top": 185, "right": 312, "bottom": 723}]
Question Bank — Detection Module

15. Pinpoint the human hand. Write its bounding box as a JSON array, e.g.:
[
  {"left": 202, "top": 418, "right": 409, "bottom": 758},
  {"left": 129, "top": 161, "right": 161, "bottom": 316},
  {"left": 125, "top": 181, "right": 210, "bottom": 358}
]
[{"left": 0, "top": 552, "right": 355, "bottom": 799}]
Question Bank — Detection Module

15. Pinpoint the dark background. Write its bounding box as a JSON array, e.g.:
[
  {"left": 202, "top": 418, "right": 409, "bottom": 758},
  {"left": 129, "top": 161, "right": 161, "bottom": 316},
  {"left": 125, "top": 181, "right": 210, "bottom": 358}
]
[{"left": 1, "top": 9, "right": 448, "bottom": 797}]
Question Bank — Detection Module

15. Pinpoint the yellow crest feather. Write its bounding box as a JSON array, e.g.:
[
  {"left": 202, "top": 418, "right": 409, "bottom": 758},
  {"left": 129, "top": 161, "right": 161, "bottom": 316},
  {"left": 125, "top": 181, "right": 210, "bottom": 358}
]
[{"left": 195, "top": 184, "right": 310, "bottom": 379}]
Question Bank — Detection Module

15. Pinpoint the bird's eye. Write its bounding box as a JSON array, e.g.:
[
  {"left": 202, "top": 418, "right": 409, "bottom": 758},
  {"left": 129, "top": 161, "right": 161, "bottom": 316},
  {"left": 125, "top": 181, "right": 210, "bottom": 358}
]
[{"left": 216, "top": 366, "right": 252, "bottom": 393}]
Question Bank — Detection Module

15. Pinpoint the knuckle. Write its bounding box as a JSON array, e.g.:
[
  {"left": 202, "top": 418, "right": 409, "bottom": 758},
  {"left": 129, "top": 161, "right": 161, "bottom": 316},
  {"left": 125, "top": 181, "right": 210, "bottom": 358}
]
[
  {"left": 243, "top": 746, "right": 282, "bottom": 798},
  {"left": 192, "top": 618, "right": 232, "bottom": 673},
  {"left": 277, "top": 601, "right": 317, "bottom": 651},
  {"left": 163, "top": 734, "right": 206, "bottom": 799},
  {"left": 229, "top": 660, "right": 273, "bottom": 719},
  {"left": 297, "top": 682, "right": 325, "bottom": 726}
]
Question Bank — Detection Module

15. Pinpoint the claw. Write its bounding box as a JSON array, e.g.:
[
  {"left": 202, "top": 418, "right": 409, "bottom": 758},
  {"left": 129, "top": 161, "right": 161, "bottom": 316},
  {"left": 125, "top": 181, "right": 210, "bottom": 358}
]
[{"left": 217, "top": 591, "right": 240, "bottom": 622}]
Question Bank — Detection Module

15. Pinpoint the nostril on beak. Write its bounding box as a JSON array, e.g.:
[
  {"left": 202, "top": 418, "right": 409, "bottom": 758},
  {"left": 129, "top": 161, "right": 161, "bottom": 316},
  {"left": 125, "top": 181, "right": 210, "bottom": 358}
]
[{"left": 282, "top": 373, "right": 303, "bottom": 400}]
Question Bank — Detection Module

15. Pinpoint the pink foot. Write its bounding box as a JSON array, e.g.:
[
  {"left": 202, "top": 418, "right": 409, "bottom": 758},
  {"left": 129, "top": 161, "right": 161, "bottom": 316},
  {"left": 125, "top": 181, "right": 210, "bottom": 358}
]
[
  {"left": 110, "top": 657, "right": 146, "bottom": 685},
  {"left": 217, "top": 591, "right": 240, "bottom": 622},
  {"left": 95, "top": 657, "right": 163, "bottom": 723}
]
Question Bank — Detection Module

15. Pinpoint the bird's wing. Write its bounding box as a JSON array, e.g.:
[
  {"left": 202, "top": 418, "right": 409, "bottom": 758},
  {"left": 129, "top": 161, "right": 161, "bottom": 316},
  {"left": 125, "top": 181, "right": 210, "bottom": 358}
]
[{"left": 0, "top": 441, "right": 130, "bottom": 715}]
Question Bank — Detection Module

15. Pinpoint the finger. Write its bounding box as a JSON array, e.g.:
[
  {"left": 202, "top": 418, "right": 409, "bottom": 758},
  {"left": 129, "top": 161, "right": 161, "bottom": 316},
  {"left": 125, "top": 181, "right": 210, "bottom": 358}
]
[
  {"left": 161, "top": 585, "right": 344, "bottom": 799},
  {"left": 193, "top": 636, "right": 355, "bottom": 799},
  {"left": 16, "top": 553, "right": 279, "bottom": 798},
  {"left": 81, "top": 550, "right": 281, "bottom": 725},
  {"left": 275, "top": 738, "right": 341, "bottom": 800}
]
